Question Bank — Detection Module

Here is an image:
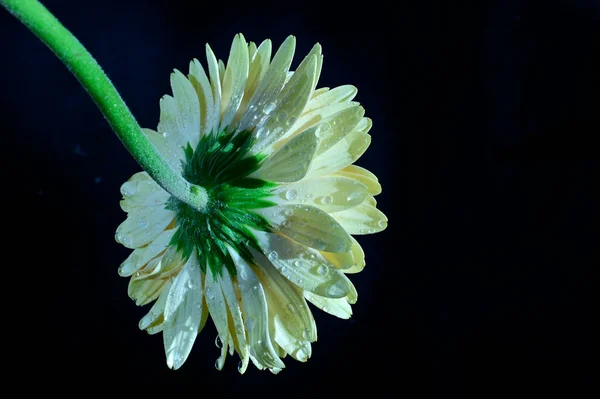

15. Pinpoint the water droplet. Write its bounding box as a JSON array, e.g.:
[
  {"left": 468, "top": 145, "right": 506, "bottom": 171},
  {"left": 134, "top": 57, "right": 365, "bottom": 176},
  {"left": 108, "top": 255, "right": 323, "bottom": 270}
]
[
  {"left": 346, "top": 192, "right": 362, "bottom": 203},
  {"left": 293, "top": 260, "right": 302, "bottom": 268},
  {"left": 296, "top": 346, "right": 309, "bottom": 361},
  {"left": 268, "top": 251, "right": 279, "bottom": 262},
  {"left": 139, "top": 219, "right": 148, "bottom": 228},
  {"left": 282, "top": 220, "right": 291, "bottom": 227},
  {"left": 277, "top": 111, "right": 288, "bottom": 122},
  {"left": 206, "top": 287, "right": 216, "bottom": 300},
  {"left": 327, "top": 281, "right": 347, "bottom": 297},
  {"left": 287, "top": 116, "right": 297, "bottom": 126},
  {"left": 302, "top": 329, "right": 311, "bottom": 340},
  {"left": 162, "top": 131, "right": 169, "bottom": 138},
  {"left": 238, "top": 361, "right": 244, "bottom": 373},
  {"left": 240, "top": 268, "right": 248, "bottom": 280},
  {"left": 257, "top": 340, "right": 262, "bottom": 345},
  {"left": 280, "top": 266, "right": 287, "bottom": 274},
  {"left": 317, "top": 265, "right": 328, "bottom": 275},
  {"left": 320, "top": 195, "right": 333, "bottom": 205},
  {"left": 284, "top": 208, "right": 293, "bottom": 216},
  {"left": 246, "top": 317, "right": 255, "bottom": 330},
  {"left": 285, "top": 189, "right": 298, "bottom": 201},
  {"left": 378, "top": 220, "right": 387, "bottom": 228},
  {"left": 215, "top": 359, "right": 222, "bottom": 370},
  {"left": 264, "top": 102, "right": 276, "bottom": 114},
  {"left": 187, "top": 280, "right": 194, "bottom": 289},
  {"left": 215, "top": 335, "right": 222, "bottom": 348},
  {"left": 287, "top": 303, "right": 296, "bottom": 313}
]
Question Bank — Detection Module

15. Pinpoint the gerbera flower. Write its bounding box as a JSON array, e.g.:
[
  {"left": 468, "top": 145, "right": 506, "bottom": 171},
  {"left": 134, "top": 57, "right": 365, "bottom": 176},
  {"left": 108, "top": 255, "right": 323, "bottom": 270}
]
[{"left": 115, "top": 33, "right": 387, "bottom": 372}]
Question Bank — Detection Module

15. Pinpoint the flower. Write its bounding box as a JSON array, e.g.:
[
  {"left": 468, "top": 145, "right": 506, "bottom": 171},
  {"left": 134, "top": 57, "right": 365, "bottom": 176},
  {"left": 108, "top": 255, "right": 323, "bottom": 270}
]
[{"left": 115, "top": 33, "right": 387, "bottom": 372}]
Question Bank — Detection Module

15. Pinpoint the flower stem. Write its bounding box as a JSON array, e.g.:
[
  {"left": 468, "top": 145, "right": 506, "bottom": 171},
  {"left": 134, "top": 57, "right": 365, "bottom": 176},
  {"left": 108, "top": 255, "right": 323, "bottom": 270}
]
[{"left": 0, "top": 0, "right": 208, "bottom": 210}]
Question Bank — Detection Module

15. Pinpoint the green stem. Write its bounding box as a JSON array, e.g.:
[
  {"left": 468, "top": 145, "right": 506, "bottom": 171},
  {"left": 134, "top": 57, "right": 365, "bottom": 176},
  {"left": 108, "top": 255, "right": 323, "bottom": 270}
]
[{"left": 1, "top": 0, "right": 208, "bottom": 210}]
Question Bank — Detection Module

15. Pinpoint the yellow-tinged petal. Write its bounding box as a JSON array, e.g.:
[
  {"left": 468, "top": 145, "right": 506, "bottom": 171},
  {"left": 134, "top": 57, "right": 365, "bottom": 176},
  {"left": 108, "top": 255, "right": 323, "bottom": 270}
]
[
  {"left": 314, "top": 105, "right": 365, "bottom": 156},
  {"left": 250, "top": 128, "right": 317, "bottom": 182},
  {"left": 256, "top": 204, "right": 353, "bottom": 253},
  {"left": 252, "top": 54, "right": 317, "bottom": 154},
  {"left": 229, "top": 247, "right": 285, "bottom": 370},
  {"left": 163, "top": 252, "right": 203, "bottom": 370},
  {"left": 273, "top": 176, "right": 368, "bottom": 213},
  {"left": 342, "top": 237, "right": 366, "bottom": 274},
  {"left": 118, "top": 228, "right": 177, "bottom": 277},
  {"left": 205, "top": 44, "right": 222, "bottom": 135},
  {"left": 139, "top": 280, "right": 172, "bottom": 331},
  {"left": 308, "top": 129, "right": 372, "bottom": 178},
  {"left": 330, "top": 200, "right": 388, "bottom": 235},
  {"left": 304, "top": 85, "right": 357, "bottom": 114},
  {"left": 220, "top": 268, "right": 250, "bottom": 373},
  {"left": 253, "top": 231, "right": 352, "bottom": 298},
  {"left": 115, "top": 205, "right": 175, "bottom": 249},
  {"left": 334, "top": 165, "right": 382, "bottom": 196},
  {"left": 304, "top": 291, "right": 352, "bottom": 319},
  {"left": 204, "top": 267, "right": 230, "bottom": 370},
  {"left": 220, "top": 34, "right": 249, "bottom": 130},
  {"left": 188, "top": 59, "right": 215, "bottom": 137},
  {"left": 238, "top": 35, "right": 296, "bottom": 132}
]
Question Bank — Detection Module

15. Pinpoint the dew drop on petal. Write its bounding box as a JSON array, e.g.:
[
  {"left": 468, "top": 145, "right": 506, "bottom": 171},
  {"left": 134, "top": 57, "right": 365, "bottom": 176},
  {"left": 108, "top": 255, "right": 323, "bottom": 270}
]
[
  {"left": 287, "top": 303, "right": 296, "bottom": 313},
  {"left": 302, "top": 329, "right": 311, "bottom": 340},
  {"left": 240, "top": 268, "right": 248, "bottom": 280},
  {"left": 327, "top": 280, "right": 347, "bottom": 297},
  {"left": 268, "top": 251, "right": 279, "bottom": 262},
  {"left": 282, "top": 220, "right": 291, "bottom": 227},
  {"left": 317, "top": 265, "right": 328, "bottom": 275},
  {"left": 215, "top": 335, "right": 222, "bottom": 348},
  {"left": 287, "top": 116, "right": 297, "bottom": 126},
  {"left": 238, "top": 361, "right": 244, "bottom": 373},
  {"left": 120, "top": 182, "right": 137, "bottom": 196},
  {"left": 347, "top": 192, "right": 362, "bottom": 202},
  {"left": 293, "top": 260, "right": 302, "bottom": 268},
  {"left": 285, "top": 189, "right": 298, "bottom": 201},
  {"left": 280, "top": 266, "right": 287, "bottom": 274},
  {"left": 378, "top": 220, "right": 387, "bottom": 228},
  {"left": 284, "top": 208, "right": 293, "bottom": 216},
  {"left": 320, "top": 195, "right": 333, "bottom": 205},
  {"left": 264, "top": 102, "right": 276, "bottom": 114},
  {"left": 139, "top": 219, "right": 148, "bottom": 228}
]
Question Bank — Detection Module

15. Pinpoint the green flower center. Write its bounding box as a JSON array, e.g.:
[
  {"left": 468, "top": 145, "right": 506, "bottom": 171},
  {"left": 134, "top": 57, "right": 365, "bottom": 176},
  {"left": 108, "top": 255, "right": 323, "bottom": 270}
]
[{"left": 166, "top": 130, "right": 277, "bottom": 277}]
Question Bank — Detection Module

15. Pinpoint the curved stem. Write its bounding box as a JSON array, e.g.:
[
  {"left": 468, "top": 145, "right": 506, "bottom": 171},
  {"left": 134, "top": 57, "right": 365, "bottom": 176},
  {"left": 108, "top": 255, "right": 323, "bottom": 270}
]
[{"left": 1, "top": 0, "right": 208, "bottom": 210}]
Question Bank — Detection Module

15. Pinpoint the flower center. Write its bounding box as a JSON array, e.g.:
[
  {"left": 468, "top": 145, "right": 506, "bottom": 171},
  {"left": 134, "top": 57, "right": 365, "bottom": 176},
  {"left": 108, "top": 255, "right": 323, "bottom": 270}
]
[{"left": 166, "top": 130, "right": 277, "bottom": 276}]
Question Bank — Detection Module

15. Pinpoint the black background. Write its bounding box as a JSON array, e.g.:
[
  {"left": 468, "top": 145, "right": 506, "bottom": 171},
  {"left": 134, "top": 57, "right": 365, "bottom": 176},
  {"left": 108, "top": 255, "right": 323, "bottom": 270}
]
[{"left": 2, "top": 0, "right": 598, "bottom": 395}]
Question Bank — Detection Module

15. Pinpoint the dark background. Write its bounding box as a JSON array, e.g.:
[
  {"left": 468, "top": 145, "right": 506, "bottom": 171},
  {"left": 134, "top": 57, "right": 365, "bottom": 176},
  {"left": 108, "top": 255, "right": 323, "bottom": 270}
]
[{"left": 2, "top": 0, "right": 598, "bottom": 395}]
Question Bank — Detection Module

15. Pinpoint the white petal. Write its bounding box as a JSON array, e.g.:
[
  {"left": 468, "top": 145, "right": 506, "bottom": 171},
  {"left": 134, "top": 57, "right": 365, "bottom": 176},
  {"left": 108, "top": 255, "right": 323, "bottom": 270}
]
[
  {"left": 251, "top": 128, "right": 317, "bottom": 182},
  {"left": 220, "top": 34, "right": 249, "bottom": 130},
  {"left": 285, "top": 101, "right": 359, "bottom": 142},
  {"left": 304, "top": 85, "right": 357, "bottom": 114},
  {"left": 118, "top": 228, "right": 177, "bottom": 277},
  {"left": 334, "top": 165, "right": 382, "bottom": 196},
  {"left": 219, "top": 268, "right": 250, "bottom": 374},
  {"left": 189, "top": 59, "right": 215, "bottom": 136},
  {"left": 255, "top": 204, "right": 353, "bottom": 253},
  {"left": 238, "top": 35, "right": 296, "bottom": 132},
  {"left": 343, "top": 237, "right": 366, "bottom": 274},
  {"left": 119, "top": 172, "right": 170, "bottom": 212},
  {"left": 304, "top": 291, "right": 352, "bottom": 319},
  {"left": 272, "top": 176, "right": 368, "bottom": 213},
  {"left": 228, "top": 247, "right": 285, "bottom": 370},
  {"left": 234, "top": 39, "right": 272, "bottom": 127},
  {"left": 308, "top": 129, "right": 372, "bottom": 178},
  {"left": 162, "top": 70, "right": 200, "bottom": 148},
  {"left": 205, "top": 44, "right": 222, "bottom": 135},
  {"left": 115, "top": 206, "right": 175, "bottom": 249},
  {"left": 204, "top": 268, "right": 230, "bottom": 370},
  {"left": 139, "top": 280, "right": 172, "bottom": 331},
  {"left": 163, "top": 252, "right": 203, "bottom": 370},
  {"left": 330, "top": 200, "right": 388, "bottom": 235},
  {"left": 253, "top": 231, "right": 352, "bottom": 298},
  {"left": 127, "top": 270, "right": 170, "bottom": 306},
  {"left": 252, "top": 54, "right": 318, "bottom": 154},
  {"left": 314, "top": 106, "right": 364, "bottom": 156}
]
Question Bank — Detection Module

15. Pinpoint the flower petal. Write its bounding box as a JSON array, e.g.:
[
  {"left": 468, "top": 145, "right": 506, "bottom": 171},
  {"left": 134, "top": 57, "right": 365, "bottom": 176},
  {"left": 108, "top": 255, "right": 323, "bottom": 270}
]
[
  {"left": 238, "top": 35, "right": 296, "bottom": 132},
  {"left": 115, "top": 206, "right": 175, "bottom": 249},
  {"left": 272, "top": 176, "right": 368, "bottom": 213},
  {"left": 162, "top": 69, "right": 201, "bottom": 148},
  {"left": 304, "top": 85, "right": 357, "bottom": 114},
  {"left": 220, "top": 34, "right": 249, "bottom": 131},
  {"left": 234, "top": 39, "right": 272, "bottom": 127},
  {"left": 143, "top": 128, "right": 183, "bottom": 174},
  {"left": 308, "top": 128, "right": 372, "bottom": 178},
  {"left": 205, "top": 44, "right": 222, "bottom": 135},
  {"left": 163, "top": 252, "right": 203, "bottom": 370},
  {"left": 189, "top": 59, "right": 215, "bottom": 137},
  {"left": 255, "top": 204, "right": 353, "bottom": 253},
  {"left": 119, "top": 172, "right": 170, "bottom": 212},
  {"left": 139, "top": 280, "right": 172, "bottom": 331},
  {"left": 253, "top": 231, "right": 352, "bottom": 298},
  {"left": 252, "top": 54, "right": 318, "bottom": 154},
  {"left": 118, "top": 228, "right": 177, "bottom": 277},
  {"left": 204, "top": 268, "right": 230, "bottom": 370},
  {"left": 314, "top": 105, "right": 364, "bottom": 156},
  {"left": 229, "top": 247, "right": 285, "bottom": 370},
  {"left": 330, "top": 200, "right": 388, "bottom": 235},
  {"left": 219, "top": 267, "right": 250, "bottom": 373},
  {"left": 334, "top": 165, "right": 382, "bottom": 196},
  {"left": 251, "top": 128, "right": 317, "bottom": 183},
  {"left": 304, "top": 291, "right": 352, "bottom": 319}
]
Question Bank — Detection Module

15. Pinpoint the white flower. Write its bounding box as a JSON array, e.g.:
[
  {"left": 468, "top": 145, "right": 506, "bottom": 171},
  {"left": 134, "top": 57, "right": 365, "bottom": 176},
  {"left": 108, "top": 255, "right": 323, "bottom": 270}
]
[{"left": 115, "top": 34, "right": 387, "bottom": 372}]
